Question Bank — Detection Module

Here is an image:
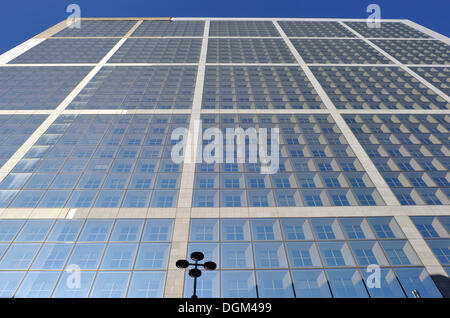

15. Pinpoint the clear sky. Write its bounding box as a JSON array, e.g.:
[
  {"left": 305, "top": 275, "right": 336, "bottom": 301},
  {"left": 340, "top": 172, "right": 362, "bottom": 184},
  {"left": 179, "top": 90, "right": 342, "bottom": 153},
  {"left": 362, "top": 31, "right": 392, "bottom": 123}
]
[{"left": 0, "top": 0, "right": 449, "bottom": 54}]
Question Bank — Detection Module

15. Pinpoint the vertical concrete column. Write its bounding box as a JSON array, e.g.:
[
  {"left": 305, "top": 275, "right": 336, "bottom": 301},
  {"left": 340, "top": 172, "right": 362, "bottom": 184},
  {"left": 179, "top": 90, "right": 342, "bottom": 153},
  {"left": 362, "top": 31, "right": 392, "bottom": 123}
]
[{"left": 164, "top": 19, "right": 210, "bottom": 298}]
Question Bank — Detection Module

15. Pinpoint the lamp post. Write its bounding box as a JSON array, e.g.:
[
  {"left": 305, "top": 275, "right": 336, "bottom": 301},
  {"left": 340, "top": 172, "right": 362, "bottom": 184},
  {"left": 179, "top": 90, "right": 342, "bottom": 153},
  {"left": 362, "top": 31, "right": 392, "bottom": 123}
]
[{"left": 176, "top": 251, "right": 217, "bottom": 298}]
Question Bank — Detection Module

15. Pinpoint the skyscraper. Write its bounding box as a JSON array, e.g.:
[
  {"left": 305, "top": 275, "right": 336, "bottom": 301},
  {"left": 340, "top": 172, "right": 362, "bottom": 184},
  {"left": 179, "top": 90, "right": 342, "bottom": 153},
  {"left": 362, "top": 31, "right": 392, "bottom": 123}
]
[{"left": 0, "top": 17, "right": 448, "bottom": 298}]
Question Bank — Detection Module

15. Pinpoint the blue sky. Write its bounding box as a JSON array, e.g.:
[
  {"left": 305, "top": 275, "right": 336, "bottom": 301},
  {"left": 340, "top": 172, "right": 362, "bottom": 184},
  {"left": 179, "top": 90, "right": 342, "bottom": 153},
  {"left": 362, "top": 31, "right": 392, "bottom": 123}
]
[{"left": 0, "top": 0, "right": 448, "bottom": 54}]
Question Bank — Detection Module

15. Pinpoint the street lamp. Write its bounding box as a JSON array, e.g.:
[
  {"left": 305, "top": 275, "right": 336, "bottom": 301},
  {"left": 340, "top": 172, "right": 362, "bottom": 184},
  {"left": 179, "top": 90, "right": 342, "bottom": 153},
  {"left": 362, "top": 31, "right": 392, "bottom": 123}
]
[{"left": 176, "top": 251, "right": 217, "bottom": 298}]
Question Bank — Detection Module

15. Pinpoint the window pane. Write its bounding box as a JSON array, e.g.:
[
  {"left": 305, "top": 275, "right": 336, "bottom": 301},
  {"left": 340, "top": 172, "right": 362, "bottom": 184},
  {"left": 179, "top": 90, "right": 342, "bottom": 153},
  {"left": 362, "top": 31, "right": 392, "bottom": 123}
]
[
  {"left": 221, "top": 271, "right": 257, "bottom": 298},
  {"left": 361, "top": 268, "right": 405, "bottom": 298},
  {"left": 127, "top": 271, "right": 166, "bottom": 298},
  {"left": 142, "top": 219, "right": 173, "bottom": 242},
  {"left": 256, "top": 270, "right": 294, "bottom": 298},
  {"left": 134, "top": 243, "right": 170, "bottom": 269},
  {"left": 110, "top": 219, "right": 144, "bottom": 242},
  {"left": 221, "top": 243, "right": 253, "bottom": 269},
  {"left": 395, "top": 267, "right": 442, "bottom": 298},
  {"left": 100, "top": 243, "right": 138, "bottom": 269},
  {"left": 52, "top": 271, "right": 96, "bottom": 298},
  {"left": 15, "top": 271, "right": 60, "bottom": 298},
  {"left": 0, "top": 271, "right": 25, "bottom": 297},
  {"left": 31, "top": 243, "right": 73, "bottom": 269},
  {"left": 326, "top": 269, "right": 368, "bottom": 298},
  {"left": 90, "top": 271, "right": 131, "bottom": 298},
  {"left": 46, "top": 220, "right": 84, "bottom": 242},
  {"left": 79, "top": 220, "right": 113, "bottom": 242},
  {"left": 221, "top": 219, "right": 250, "bottom": 241},
  {"left": 291, "top": 269, "right": 331, "bottom": 298},
  {"left": 184, "top": 271, "right": 219, "bottom": 298},
  {"left": 286, "top": 242, "right": 322, "bottom": 268},
  {"left": 16, "top": 220, "right": 54, "bottom": 242},
  {"left": 0, "top": 243, "right": 41, "bottom": 269},
  {"left": 67, "top": 243, "right": 105, "bottom": 270}
]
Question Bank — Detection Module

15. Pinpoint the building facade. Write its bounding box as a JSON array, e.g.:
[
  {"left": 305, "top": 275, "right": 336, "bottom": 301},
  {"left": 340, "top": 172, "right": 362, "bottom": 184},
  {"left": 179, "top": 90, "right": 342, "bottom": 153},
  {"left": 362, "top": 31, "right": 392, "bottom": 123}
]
[{"left": 0, "top": 17, "right": 448, "bottom": 298}]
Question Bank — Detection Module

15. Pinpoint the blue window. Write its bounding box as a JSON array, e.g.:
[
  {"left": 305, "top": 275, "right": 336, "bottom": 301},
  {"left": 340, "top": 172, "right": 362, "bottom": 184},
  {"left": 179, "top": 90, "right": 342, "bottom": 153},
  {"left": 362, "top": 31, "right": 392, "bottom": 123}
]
[
  {"left": 361, "top": 268, "right": 405, "bottom": 298},
  {"left": 15, "top": 272, "right": 60, "bottom": 298},
  {"left": 67, "top": 243, "right": 105, "bottom": 269},
  {"left": 221, "top": 219, "right": 250, "bottom": 241},
  {"left": 127, "top": 271, "right": 166, "bottom": 298},
  {"left": 221, "top": 271, "right": 257, "bottom": 298},
  {"left": 252, "top": 219, "right": 281, "bottom": 241},
  {"left": 291, "top": 270, "right": 331, "bottom": 298},
  {"left": 326, "top": 269, "right": 368, "bottom": 298},
  {"left": 16, "top": 220, "right": 54, "bottom": 242},
  {"left": 47, "top": 220, "right": 83, "bottom": 242},
  {"left": 90, "top": 272, "right": 131, "bottom": 298},
  {"left": 53, "top": 271, "right": 96, "bottom": 298},
  {"left": 100, "top": 243, "right": 138, "bottom": 269},
  {"left": 31, "top": 243, "right": 73, "bottom": 269},
  {"left": 134, "top": 243, "right": 170, "bottom": 269},
  {"left": 0, "top": 220, "right": 24, "bottom": 242},
  {"left": 0, "top": 272, "right": 26, "bottom": 297},
  {"left": 394, "top": 268, "right": 442, "bottom": 298},
  {"left": 79, "top": 220, "right": 113, "bottom": 242},
  {"left": 256, "top": 270, "right": 294, "bottom": 298},
  {"left": 222, "top": 243, "right": 253, "bottom": 269},
  {"left": 142, "top": 219, "right": 173, "bottom": 242},
  {"left": 110, "top": 220, "right": 144, "bottom": 242}
]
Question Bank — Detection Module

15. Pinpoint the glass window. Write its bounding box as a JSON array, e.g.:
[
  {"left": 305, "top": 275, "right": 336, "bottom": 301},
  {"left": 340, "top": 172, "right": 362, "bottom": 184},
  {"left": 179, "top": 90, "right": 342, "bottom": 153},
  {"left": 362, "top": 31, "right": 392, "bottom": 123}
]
[
  {"left": 310, "top": 218, "right": 344, "bottom": 240},
  {"left": 0, "top": 243, "right": 41, "bottom": 269},
  {"left": 395, "top": 268, "right": 442, "bottom": 298},
  {"left": 411, "top": 216, "right": 448, "bottom": 239},
  {"left": 187, "top": 243, "right": 219, "bottom": 268},
  {"left": 16, "top": 220, "right": 54, "bottom": 242},
  {"left": 15, "top": 271, "right": 60, "bottom": 298},
  {"left": 339, "top": 218, "right": 375, "bottom": 239},
  {"left": 427, "top": 240, "right": 450, "bottom": 265},
  {"left": 256, "top": 270, "right": 294, "bottom": 298},
  {"left": 184, "top": 271, "right": 219, "bottom": 298},
  {"left": 318, "top": 242, "right": 355, "bottom": 267},
  {"left": 286, "top": 242, "right": 322, "bottom": 268},
  {"left": 127, "top": 271, "right": 166, "bottom": 298},
  {"left": 0, "top": 220, "right": 24, "bottom": 242},
  {"left": 221, "top": 219, "right": 250, "bottom": 241},
  {"left": 66, "top": 243, "right": 105, "bottom": 270},
  {"left": 100, "top": 243, "right": 138, "bottom": 269},
  {"left": 381, "top": 240, "right": 422, "bottom": 266},
  {"left": 361, "top": 268, "right": 405, "bottom": 298},
  {"left": 110, "top": 219, "right": 144, "bottom": 242},
  {"left": 222, "top": 243, "right": 253, "bottom": 269},
  {"left": 52, "top": 271, "right": 96, "bottom": 298},
  {"left": 189, "top": 219, "right": 219, "bottom": 241},
  {"left": 253, "top": 242, "right": 288, "bottom": 268},
  {"left": 142, "top": 219, "right": 173, "bottom": 242},
  {"left": 31, "top": 243, "right": 73, "bottom": 269},
  {"left": 90, "top": 271, "right": 131, "bottom": 298},
  {"left": 46, "top": 220, "right": 84, "bottom": 242},
  {"left": 79, "top": 220, "right": 113, "bottom": 242},
  {"left": 221, "top": 271, "right": 257, "bottom": 298},
  {"left": 134, "top": 243, "right": 170, "bottom": 269},
  {"left": 281, "top": 218, "right": 314, "bottom": 240},
  {"left": 251, "top": 219, "right": 282, "bottom": 241},
  {"left": 326, "top": 269, "right": 368, "bottom": 298},
  {"left": 291, "top": 269, "right": 331, "bottom": 298},
  {"left": 0, "top": 271, "right": 26, "bottom": 297},
  {"left": 349, "top": 241, "right": 389, "bottom": 266},
  {"left": 367, "top": 217, "right": 405, "bottom": 239}
]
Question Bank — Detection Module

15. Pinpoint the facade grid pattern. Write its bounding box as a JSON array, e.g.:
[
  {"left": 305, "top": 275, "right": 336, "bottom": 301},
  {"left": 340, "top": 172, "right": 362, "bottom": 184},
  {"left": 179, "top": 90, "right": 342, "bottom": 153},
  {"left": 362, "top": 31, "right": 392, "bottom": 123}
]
[{"left": 0, "top": 17, "right": 448, "bottom": 298}]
